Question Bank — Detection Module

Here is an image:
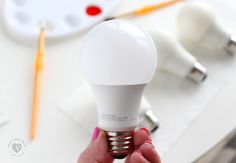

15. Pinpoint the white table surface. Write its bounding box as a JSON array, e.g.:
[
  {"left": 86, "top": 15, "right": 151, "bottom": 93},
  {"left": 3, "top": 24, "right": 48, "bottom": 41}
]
[{"left": 0, "top": 0, "right": 235, "bottom": 163}]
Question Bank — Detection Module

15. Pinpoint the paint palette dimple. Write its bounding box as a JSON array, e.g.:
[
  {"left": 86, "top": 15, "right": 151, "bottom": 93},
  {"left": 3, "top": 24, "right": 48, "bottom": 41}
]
[{"left": 2, "top": 0, "right": 120, "bottom": 41}]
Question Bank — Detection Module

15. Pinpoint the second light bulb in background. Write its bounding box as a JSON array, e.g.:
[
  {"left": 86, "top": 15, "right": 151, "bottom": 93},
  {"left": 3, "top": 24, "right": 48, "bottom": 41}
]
[
  {"left": 177, "top": 1, "right": 236, "bottom": 55},
  {"left": 148, "top": 30, "right": 207, "bottom": 83}
]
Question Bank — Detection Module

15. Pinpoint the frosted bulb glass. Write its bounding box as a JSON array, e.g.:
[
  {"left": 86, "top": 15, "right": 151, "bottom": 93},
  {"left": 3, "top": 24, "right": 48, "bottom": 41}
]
[
  {"left": 177, "top": 2, "right": 236, "bottom": 55},
  {"left": 149, "top": 30, "right": 207, "bottom": 82},
  {"left": 80, "top": 20, "right": 157, "bottom": 159}
]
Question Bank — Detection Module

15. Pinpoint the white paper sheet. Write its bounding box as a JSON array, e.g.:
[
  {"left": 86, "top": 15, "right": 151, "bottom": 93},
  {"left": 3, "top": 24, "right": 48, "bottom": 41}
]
[{"left": 146, "top": 46, "right": 236, "bottom": 155}]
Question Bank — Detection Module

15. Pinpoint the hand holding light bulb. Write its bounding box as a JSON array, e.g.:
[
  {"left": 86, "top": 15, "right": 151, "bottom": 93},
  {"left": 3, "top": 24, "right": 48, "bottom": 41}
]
[
  {"left": 79, "top": 20, "right": 157, "bottom": 159},
  {"left": 149, "top": 30, "right": 207, "bottom": 82},
  {"left": 78, "top": 128, "right": 161, "bottom": 163},
  {"left": 177, "top": 1, "right": 236, "bottom": 55}
]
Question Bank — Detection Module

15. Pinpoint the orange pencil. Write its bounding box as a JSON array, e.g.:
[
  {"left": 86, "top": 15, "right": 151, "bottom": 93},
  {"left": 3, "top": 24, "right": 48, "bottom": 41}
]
[
  {"left": 30, "top": 28, "right": 45, "bottom": 140},
  {"left": 106, "top": 0, "right": 183, "bottom": 20}
]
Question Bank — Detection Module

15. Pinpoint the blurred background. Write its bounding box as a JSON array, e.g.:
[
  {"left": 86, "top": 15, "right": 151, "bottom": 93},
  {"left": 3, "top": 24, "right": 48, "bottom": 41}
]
[{"left": 0, "top": 0, "right": 235, "bottom": 163}]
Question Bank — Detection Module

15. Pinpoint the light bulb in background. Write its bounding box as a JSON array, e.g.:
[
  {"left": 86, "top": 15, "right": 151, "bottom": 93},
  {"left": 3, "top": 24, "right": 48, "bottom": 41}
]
[
  {"left": 177, "top": 1, "right": 236, "bottom": 55},
  {"left": 80, "top": 20, "right": 157, "bottom": 159},
  {"left": 149, "top": 30, "right": 207, "bottom": 82}
]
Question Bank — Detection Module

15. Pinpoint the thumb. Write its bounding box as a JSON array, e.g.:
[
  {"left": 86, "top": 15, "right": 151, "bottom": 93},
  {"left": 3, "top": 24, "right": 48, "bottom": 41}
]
[{"left": 78, "top": 128, "right": 114, "bottom": 163}]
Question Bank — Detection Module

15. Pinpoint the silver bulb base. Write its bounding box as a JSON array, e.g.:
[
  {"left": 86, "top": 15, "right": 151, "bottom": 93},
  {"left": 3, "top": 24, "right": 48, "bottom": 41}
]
[
  {"left": 105, "top": 130, "right": 134, "bottom": 159},
  {"left": 187, "top": 62, "right": 207, "bottom": 83},
  {"left": 140, "top": 109, "right": 159, "bottom": 133},
  {"left": 225, "top": 35, "right": 236, "bottom": 55}
]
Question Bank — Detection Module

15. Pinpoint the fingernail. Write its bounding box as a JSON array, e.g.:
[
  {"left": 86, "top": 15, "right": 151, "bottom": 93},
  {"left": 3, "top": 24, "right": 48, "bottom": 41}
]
[
  {"left": 91, "top": 127, "right": 100, "bottom": 142},
  {"left": 144, "top": 140, "right": 155, "bottom": 149},
  {"left": 140, "top": 128, "right": 150, "bottom": 136}
]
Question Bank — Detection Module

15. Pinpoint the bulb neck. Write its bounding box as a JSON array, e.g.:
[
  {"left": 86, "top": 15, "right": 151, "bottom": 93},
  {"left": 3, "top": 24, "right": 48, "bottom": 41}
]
[
  {"left": 203, "top": 21, "right": 230, "bottom": 49},
  {"left": 187, "top": 62, "right": 207, "bottom": 83},
  {"left": 224, "top": 35, "right": 236, "bottom": 55},
  {"left": 105, "top": 130, "right": 134, "bottom": 159},
  {"left": 92, "top": 85, "right": 145, "bottom": 130}
]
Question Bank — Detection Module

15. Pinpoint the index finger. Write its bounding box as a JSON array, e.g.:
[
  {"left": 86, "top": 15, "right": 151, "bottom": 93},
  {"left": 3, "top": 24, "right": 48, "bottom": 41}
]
[{"left": 133, "top": 128, "right": 152, "bottom": 148}]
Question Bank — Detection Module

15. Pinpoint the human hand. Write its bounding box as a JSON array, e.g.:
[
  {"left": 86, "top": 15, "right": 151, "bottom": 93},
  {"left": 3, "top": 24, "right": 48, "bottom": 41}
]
[
  {"left": 125, "top": 128, "right": 161, "bottom": 163},
  {"left": 78, "top": 127, "right": 114, "bottom": 163},
  {"left": 78, "top": 127, "right": 161, "bottom": 163}
]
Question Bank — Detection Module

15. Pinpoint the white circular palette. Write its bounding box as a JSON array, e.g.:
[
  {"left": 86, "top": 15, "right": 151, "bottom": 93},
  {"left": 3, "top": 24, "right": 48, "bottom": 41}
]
[{"left": 2, "top": 0, "right": 120, "bottom": 41}]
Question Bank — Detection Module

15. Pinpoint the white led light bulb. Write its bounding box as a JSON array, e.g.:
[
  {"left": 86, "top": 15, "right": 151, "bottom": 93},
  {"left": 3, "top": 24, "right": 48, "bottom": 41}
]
[
  {"left": 149, "top": 30, "right": 207, "bottom": 82},
  {"left": 177, "top": 1, "right": 236, "bottom": 55},
  {"left": 80, "top": 20, "right": 157, "bottom": 159}
]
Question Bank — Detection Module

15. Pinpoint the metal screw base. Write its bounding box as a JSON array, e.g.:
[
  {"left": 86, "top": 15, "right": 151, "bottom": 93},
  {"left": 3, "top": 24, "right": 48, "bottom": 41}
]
[
  {"left": 105, "top": 130, "right": 134, "bottom": 159},
  {"left": 187, "top": 62, "right": 207, "bottom": 83},
  {"left": 225, "top": 35, "right": 236, "bottom": 55}
]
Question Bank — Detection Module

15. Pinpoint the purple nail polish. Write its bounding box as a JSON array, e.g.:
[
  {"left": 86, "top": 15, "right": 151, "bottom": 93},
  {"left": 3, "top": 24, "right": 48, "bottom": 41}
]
[
  {"left": 91, "top": 127, "right": 100, "bottom": 142},
  {"left": 140, "top": 128, "right": 150, "bottom": 136}
]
